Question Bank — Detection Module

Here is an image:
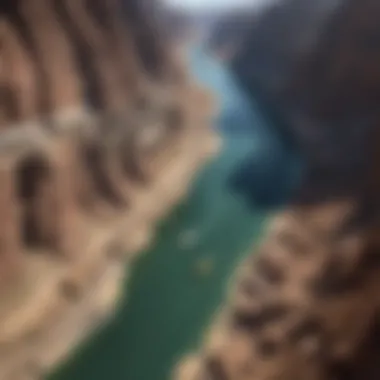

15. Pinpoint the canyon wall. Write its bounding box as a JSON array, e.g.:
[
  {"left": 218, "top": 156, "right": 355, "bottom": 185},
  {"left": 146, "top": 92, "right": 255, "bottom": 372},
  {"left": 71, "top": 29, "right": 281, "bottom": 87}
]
[{"left": 0, "top": 1, "right": 219, "bottom": 379}]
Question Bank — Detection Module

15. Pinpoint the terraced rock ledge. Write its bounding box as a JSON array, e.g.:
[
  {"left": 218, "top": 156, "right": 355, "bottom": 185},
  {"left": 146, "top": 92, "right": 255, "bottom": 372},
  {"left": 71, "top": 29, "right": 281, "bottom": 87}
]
[{"left": 0, "top": 0, "right": 220, "bottom": 378}]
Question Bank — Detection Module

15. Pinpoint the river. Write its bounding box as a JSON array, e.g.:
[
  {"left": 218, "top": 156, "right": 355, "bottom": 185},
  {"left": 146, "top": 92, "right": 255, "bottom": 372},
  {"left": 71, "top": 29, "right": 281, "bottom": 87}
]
[{"left": 49, "top": 47, "right": 299, "bottom": 380}]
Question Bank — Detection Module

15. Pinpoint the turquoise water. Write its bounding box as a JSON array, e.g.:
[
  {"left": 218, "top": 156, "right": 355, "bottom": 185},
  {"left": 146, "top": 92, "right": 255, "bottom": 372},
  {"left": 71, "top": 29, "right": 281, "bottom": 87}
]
[
  {"left": 189, "top": 46, "right": 302, "bottom": 209},
  {"left": 189, "top": 46, "right": 270, "bottom": 137},
  {"left": 50, "top": 47, "right": 296, "bottom": 380}
]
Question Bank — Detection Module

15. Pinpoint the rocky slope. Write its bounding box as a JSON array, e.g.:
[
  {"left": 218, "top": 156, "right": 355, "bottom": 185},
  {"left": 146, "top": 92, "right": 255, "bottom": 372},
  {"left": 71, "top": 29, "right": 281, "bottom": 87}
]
[{"left": 0, "top": 1, "right": 220, "bottom": 379}]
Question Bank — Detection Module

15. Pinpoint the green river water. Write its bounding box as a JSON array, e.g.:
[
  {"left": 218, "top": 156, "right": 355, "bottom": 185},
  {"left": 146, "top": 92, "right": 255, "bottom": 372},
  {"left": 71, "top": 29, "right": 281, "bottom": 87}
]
[{"left": 49, "top": 133, "right": 269, "bottom": 380}]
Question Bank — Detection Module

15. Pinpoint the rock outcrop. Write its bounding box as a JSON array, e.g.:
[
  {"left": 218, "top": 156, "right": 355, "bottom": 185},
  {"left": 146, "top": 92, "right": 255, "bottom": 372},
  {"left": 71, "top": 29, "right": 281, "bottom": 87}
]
[{"left": 0, "top": 1, "right": 220, "bottom": 379}]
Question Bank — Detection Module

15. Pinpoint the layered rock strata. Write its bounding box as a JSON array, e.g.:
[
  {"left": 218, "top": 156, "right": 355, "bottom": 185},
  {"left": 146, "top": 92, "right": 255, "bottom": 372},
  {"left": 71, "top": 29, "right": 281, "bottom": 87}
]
[{"left": 0, "top": 1, "right": 220, "bottom": 378}]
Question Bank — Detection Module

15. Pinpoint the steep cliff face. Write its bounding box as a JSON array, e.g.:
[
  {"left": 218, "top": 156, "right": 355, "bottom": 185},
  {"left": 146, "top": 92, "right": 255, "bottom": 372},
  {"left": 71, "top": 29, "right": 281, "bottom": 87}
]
[
  {"left": 228, "top": 0, "right": 340, "bottom": 99},
  {"left": 213, "top": 0, "right": 380, "bottom": 203},
  {"left": 0, "top": 1, "right": 219, "bottom": 379}
]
